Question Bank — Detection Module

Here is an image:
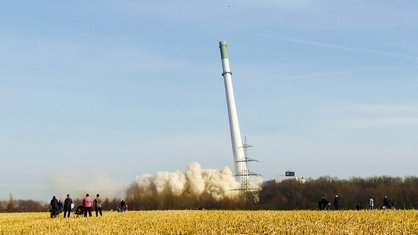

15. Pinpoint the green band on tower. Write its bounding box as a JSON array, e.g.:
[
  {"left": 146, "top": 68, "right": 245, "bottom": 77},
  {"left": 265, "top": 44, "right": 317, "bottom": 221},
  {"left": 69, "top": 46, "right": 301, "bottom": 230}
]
[{"left": 219, "top": 41, "right": 229, "bottom": 59}]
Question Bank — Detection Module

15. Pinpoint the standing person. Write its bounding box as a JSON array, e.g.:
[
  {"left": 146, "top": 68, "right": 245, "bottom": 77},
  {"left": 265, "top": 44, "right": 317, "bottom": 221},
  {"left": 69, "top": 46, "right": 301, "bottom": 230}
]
[
  {"left": 356, "top": 202, "right": 361, "bottom": 210},
  {"left": 94, "top": 194, "right": 102, "bottom": 217},
  {"left": 333, "top": 195, "right": 340, "bottom": 210},
  {"left": 63, "top": 194, "right": 73, "bottom": 218},
  {"left": 50, "top": 196, "right": 59, "bottom": 218},
  {"left": 120, "top": 200, "right": 126, "bottom": 212},
  {"left": 368, "top": 196, "right": 374, "bottom": 210},
  {"left": 320, "top": 196, "right": 329, "bottom": 210},
  {"left": 383, "top": 195, "right": 394, "bottom": 209},
  {"left": 83, "top": 194, "right": 93, "bottom": 217}
]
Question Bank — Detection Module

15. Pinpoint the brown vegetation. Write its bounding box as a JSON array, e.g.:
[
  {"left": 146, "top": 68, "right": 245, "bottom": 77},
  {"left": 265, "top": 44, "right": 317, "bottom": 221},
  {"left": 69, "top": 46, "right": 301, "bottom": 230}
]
[
  {"left": 2, "top": 176, "right": 418, "bottom": 212},
  {"left": 258, "top": 176, "right": 418, "bottom": 210},
  {"left": 124, "top": 175, "right": 418, "bottom": 210}
]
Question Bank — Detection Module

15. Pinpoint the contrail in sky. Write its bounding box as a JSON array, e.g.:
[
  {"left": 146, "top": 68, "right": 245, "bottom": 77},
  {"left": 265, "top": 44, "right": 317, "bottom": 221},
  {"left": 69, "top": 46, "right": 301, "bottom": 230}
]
[{"left": 256, "top": 34, "right": 418, "bottom": 60}]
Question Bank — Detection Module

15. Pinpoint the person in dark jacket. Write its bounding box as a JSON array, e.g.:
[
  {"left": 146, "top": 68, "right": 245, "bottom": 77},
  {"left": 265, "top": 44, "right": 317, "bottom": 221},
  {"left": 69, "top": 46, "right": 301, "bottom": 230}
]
[
  {"left": 333, "top": 195, "right": 340, "bottom": 210},
  {"left": 120, "top": 200, "right": 127, "bottom": 212},
  {"left": 50, "top": 196, "right": 59, "bottom": 218},
  {"left": 383, "top": 195, "right": 394, "bottom": 209},
  {"left": 63, "top": 194, "right": 73, "bottom": 218},
  {"left": 320, "top": 196, "right": 329, "bottom": 210}
]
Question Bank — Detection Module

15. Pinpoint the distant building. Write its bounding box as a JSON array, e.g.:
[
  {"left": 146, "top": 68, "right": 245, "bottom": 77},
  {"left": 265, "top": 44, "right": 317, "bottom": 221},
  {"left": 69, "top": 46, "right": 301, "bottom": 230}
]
[
  {"left": 274, "top": 171, "right": 305, "bottom": 184},
  {"left": 285, "top": 171, "right": 295, "bottom": 177}
]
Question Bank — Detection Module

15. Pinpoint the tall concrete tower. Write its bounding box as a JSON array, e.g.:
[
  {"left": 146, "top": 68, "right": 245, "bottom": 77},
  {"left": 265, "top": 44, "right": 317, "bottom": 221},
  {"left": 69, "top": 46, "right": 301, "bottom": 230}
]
[{"left": 219, "top": 41, "right": 249, "bottom": 187}]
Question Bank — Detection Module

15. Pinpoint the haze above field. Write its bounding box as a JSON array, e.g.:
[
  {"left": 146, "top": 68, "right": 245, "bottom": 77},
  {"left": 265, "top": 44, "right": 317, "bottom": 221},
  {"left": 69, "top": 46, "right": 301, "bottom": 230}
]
[{"left": 1, "top": 1, "right": 418, "bottom": 201}]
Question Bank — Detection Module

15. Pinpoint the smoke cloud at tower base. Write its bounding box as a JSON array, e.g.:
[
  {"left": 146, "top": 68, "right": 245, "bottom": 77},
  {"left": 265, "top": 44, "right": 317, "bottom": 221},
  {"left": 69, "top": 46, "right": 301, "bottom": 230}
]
[{"left": 129, "top": 162, "right": 241, "bottom": 200}]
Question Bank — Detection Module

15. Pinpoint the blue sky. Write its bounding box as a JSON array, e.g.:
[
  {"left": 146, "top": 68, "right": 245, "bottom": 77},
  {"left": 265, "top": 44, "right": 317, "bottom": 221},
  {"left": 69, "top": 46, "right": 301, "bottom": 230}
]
[{"left": 1, "top": 0, "right": 418, "bottom": 201}]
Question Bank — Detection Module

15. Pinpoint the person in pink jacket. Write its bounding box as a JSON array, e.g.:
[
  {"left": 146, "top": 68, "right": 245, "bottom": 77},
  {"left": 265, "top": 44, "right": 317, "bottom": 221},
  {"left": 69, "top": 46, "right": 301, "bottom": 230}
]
[{"left": 83, "top": 194, "right": 93, "bottom": 217}]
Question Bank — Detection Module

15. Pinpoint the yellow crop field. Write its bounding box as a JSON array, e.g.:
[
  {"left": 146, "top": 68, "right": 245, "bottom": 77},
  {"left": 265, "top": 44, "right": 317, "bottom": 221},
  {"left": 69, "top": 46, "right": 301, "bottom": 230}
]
[{"left": 0, "top": 210, "right": 417, "bottom": 234}]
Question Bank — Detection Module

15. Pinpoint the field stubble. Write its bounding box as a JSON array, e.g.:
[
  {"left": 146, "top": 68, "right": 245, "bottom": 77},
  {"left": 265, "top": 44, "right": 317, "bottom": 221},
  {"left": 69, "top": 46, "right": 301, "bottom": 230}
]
[{"left": 0, "top": 210, "right": 417, "bottom": 234}]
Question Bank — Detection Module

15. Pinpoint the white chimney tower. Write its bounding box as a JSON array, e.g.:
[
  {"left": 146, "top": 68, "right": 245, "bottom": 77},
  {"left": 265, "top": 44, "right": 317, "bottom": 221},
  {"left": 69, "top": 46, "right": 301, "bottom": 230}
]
[{"left": 219, "top": 41, "right": 249, "bottom": 186}]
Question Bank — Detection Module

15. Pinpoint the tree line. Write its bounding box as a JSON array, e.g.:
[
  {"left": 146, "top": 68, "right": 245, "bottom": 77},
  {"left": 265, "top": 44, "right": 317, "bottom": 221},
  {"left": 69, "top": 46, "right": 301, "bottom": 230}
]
[
  {"left": 258, "top": 176, "right": 418, "bottom": 210},
  {"left": 125, "top": 175, "right": 418, "bottom": 210},
  {"left": 0, "top": 194, "right": 48, "bottom": 212},
  {"left": 0, "top": 195, "right": 125, "bottom": 213},
  {"left": 2, "top": 176, "right": 418, "bottom": 212}
]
